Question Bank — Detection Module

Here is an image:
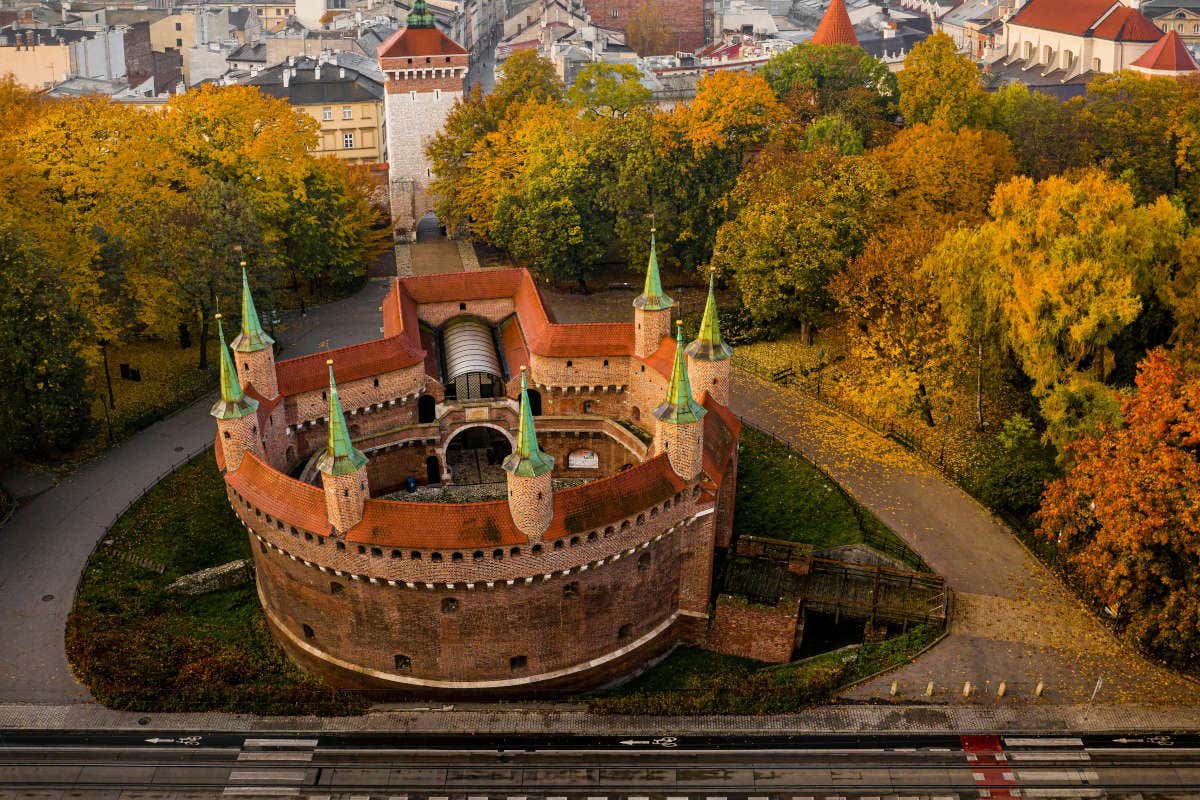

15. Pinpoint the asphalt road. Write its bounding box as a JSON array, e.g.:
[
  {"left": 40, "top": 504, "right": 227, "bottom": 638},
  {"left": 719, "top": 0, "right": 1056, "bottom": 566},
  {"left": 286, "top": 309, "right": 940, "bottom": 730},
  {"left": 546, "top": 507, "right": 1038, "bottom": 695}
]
[{"left": 1, "top": 730, "right": 1199, "bottom": 798}]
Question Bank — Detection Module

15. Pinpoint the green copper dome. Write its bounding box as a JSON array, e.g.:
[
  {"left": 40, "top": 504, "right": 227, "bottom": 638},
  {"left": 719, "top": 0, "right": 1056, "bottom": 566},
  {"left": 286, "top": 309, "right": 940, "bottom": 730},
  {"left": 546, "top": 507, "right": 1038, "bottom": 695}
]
[
  {"left": 317, "top": 362, "right": 369, "bottom": 476},
  {"left": 503, "top": 370, "right": 555, "bottom": 478},
  {"left": 406, "top": 0, "right": 436, "bottom": 28},
  {"left": 685, "top": 271, "right": 732, "bottom": 362},
  {"left": 633, "top": 230, "right": 674, "bottom": 312},
  {"left": 211, "top": 315, "right": 259, "bottom": 421},
  {"left": 654, "top": 322, "right": 707, "bottom": 425},
  {"left": 232, "top": 264, "right": 275, "bottom": 354}
]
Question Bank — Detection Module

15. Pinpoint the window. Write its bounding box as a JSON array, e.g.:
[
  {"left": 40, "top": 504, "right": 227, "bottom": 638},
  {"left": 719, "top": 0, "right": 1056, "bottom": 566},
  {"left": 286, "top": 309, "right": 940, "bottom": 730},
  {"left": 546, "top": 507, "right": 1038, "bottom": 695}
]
[
  {"left": 302, "top": 624, "right": 315, "bottom": 640},
  {"left": 394, "top": 654, "right": 411, "bottom": 670},
  {"left": 330, "top": 581, "right": 344, "bottom": 594},
  {"left": 343, "top": 133, "right": 355, "bottom": 149},
  {"left": 563, "top": 582, "right": 579, "bottom": 598},
  {"left": 510, "top": 655, "right": 527, "bottom": 671},
  {"left": 322, "top": 106, "right": 332, "bottom": 120},
  {"left": 611, "top": 8, "right": 618, "bottom": 16},
  {"left": 342, "top": 105, "right": 352, "bottom": 120},
  {"left": 618, "top": 624, "right": 632, "bottom": 640},
  {"left": 553, "top": 540, "right": 564, "bottom": 550},
  {"left": 441, "top": 597, "right": 459, "bottom": 613},
  {"left": 175, "top": 37, "right": 182, "bottom": 47},
  {"left": 638, "top": 552, "right": 652, "bottom": 571},
  {"left": 175, "top": 21, "right": 182, "bottom": 30}
]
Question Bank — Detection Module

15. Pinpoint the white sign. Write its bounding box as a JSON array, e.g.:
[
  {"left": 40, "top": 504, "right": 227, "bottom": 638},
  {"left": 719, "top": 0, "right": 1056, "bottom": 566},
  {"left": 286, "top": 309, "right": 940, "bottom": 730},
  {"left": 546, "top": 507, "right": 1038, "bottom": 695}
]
[{"left": 568, "top": 449, "right": 599, "bottom": 469}]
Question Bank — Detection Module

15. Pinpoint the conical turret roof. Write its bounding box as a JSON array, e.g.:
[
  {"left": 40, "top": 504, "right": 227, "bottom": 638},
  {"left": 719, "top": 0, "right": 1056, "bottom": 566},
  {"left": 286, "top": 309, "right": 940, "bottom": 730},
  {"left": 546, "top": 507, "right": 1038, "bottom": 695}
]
[
  {"left": 812, "top": 0, "right": 859, "bottom": 47},
  {"left": 686, "top": 270, "right": 733, "bottom": 362},
  {"left": 232, "top": 263, "right": 274, "bottom": 354},
  {"left": 317, "top": 360, "right": 369, "bottom": 476},
  {"left": 654, "top": 322, "right": 708, "bottom": 425},
  {"left": 211, "top": 314, "right": 259, "bottom": 421},
  {"left": 503, "top": 369, "right": 555, "bottom": 478},
  {"left": 633, "top": 230, "right": 674, "bottom": 312}
]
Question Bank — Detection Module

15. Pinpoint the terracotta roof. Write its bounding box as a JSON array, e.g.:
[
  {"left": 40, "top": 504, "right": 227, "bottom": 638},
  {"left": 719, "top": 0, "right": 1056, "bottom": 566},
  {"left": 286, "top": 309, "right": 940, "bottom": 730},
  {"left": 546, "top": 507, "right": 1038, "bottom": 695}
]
[
  {"left": 226, "top": 453, "right": 330, "bottom": 535},
  {"left": 276, "top": 335, "right": 424, "bottom": 396},
  {"left": 702, "top": 394, "right": 741, "bottom": 482},
  {"left": 641, "top": 336, "right": 677, "bottom": 379},
  {"left": 555, "top": 454, "right": 686, "bottom": 537},
  {"left": 812, "top": 0, "right": 859, "bottom": 46},
  {"left": 376, "top": 24, "right": 466, "bottom": 58},
  {"left": 1132, "top": 29, "right": 1199, "bottom": 71},
  {"left": 1092, "top": 6, "right": 1163, "bottom": 41},
  {"left": 499, "top": 316, "right": 529, "bottom": 374}
]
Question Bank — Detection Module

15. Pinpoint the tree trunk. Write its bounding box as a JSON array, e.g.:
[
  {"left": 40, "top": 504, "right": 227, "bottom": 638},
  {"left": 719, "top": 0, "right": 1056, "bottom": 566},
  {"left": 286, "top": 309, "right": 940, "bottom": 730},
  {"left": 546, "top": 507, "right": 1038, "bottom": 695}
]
[
  {"left": 916, "top": 382, "right": 935, "bottom": 427},
  {"left": 800, "top": 319, "right": 812, "bottom": 346},
  {"left": 975, "top": 338, "right": 984, "bottom": 432},
  {"left": 577, "top": 277, "right": 590, "bottom": 295},
  {"left": 198, "top": 313, "right": 210, "bottom": 370}
]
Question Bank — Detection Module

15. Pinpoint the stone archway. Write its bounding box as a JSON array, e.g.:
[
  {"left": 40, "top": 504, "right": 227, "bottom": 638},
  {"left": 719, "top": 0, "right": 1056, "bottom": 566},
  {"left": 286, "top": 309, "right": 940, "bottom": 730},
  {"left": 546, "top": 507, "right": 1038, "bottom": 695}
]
[{"left": 441, "top": 424, "right": 515, "bottom": 485}]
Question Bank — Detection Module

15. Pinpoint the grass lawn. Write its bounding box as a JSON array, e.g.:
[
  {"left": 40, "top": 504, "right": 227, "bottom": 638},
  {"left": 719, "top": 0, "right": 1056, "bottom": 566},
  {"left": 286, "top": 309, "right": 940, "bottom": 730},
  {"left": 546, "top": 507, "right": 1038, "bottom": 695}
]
[
  {"left": 589, "top": 624, "right": 941, "bottom": 714},
  {"left": 67, "top": 450, "right": 365, "bottom": 715},
  {"left": 734, "top": 426, "right": 925, "bottom": 569}
]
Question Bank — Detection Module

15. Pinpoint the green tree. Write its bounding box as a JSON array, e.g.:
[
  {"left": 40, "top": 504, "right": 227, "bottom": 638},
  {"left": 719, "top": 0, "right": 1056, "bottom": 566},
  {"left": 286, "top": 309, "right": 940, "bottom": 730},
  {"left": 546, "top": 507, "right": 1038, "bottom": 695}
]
[
  {"left": 712, "top": 146, "right": 887, "bottom": 340},
  {"left": 0, "top": 224, "right": 90, "bottom": 458},
  {"left": 897, "top": 31, "right": 990, "bottom": 130},
  {"left": 803, "top": 113, "right": 864, "bottom": 154},
  {"left": 990, "top": 83, "right": 1091, "bottom": 179},
  {"left": 568, "top": 63, "right": 652, "bottom": 117}
]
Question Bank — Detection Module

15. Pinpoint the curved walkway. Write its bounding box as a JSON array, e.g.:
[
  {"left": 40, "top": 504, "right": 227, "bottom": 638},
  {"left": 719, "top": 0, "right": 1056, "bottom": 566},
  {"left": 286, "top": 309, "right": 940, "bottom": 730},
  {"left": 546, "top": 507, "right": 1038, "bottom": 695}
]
[
  {"left": 0, "top": 279, "right": 393, "bottom": 704},
  {"left": 730, "top": 370, "right": 1197, "bottom": 706}
]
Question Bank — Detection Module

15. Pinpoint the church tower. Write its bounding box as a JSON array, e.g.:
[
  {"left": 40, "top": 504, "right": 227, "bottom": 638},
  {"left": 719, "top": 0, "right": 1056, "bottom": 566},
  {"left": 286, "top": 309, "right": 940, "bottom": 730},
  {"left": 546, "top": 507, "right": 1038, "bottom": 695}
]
[
  {"left": 231, "top": 263, "right": 278, "bottom": 400},
  {"left": 211, "top": 314, "right": 263, "bottom": 472},
  {"left": 377, "top": 0, "right": 469, "bottom": 241},
  {"left": 633, "top": 230, "right": 674, "bottom": 358},
  {"left": 504, "top": 368, "right": 555, "bottom": 539},
  {"left": 685, "top": 270, "right": 733, "bottom": 406},
  {"left": 654, "top": 322, "right": 707, "bottom": 481},
  {"left": 319, "top": 360, "right": 370, "bottom": 534}
]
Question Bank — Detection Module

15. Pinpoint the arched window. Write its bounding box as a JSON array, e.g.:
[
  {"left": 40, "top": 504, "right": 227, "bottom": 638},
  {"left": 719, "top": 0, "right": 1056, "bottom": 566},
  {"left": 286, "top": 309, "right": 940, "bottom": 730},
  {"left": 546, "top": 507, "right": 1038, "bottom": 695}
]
[
  {"left": 394, "top": 654, "right": 412, "bottom": 670},
  {"left": 330, "top": 581, "right": 344, "bottom": 594},
  {"left": 418, "top": 394, "right": 436, "bottom": 424},
  {"left": 638, "top": 551, "right": 651, "bottom": 571},
  {"left": 527, "top": 389, "right": 542, "bottom": 416},
  {"left": 441, "top": 597, "right": 459, "bottom": 613},
  {"left": 302, "top": 624, "right": 315, "bottom": 640}
]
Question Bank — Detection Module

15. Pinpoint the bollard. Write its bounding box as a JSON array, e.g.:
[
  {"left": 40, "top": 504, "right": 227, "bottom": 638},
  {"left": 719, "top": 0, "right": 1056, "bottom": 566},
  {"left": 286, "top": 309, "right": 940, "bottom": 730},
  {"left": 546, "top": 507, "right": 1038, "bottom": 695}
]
[
  {"left": 963, "top": 681, "right": 972, "bottom": 697},
  {"left": 997, "top": 681, "right": 1006, "bottom": 698},
  {"left": 1035, "top": 679, "right": 1045, "bottom": 698},
  {"left": 925, "top": 681, "right": 934, "bottom": 697},
  {"left": 890, "top": 680, "right": 898, "bottom": 696}
]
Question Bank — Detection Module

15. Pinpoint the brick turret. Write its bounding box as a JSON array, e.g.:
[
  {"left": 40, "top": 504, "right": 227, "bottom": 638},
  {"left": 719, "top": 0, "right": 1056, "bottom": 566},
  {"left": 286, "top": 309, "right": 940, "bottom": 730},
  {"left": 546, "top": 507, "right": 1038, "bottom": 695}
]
[
  {"left": 686, "top": 270, "right": 733, "bottom": 406},
  {"left": 633, "top": 230, "right": 674, "bottom": 359},
  {"left": 211, "top": 314, "right": 263, "bottom": 472},
  {"left": 231, "top": 263, "right": 278, "bottom": 400},
  {"left": 318, "top": 360, "right": 370, "bottom": 534},
  {"left": 654, "top": 321, "right": 707, "bottom": 481},
  {"left": 503, "top": 368, "right": 555, "bottom": 540}
]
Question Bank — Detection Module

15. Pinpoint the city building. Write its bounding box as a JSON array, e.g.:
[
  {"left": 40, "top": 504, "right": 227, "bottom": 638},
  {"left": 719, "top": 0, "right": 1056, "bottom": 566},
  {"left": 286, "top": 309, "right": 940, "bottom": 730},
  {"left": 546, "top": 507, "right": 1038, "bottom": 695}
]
[
  {"left": 1143, "top": 0, "right": 1200, "bottom": 46},
  {"left": 242, "top": 52, "right": 387, "bottom": 163},
  {"left": 212, "top": 240, "right": 743, "bottom": 695}
]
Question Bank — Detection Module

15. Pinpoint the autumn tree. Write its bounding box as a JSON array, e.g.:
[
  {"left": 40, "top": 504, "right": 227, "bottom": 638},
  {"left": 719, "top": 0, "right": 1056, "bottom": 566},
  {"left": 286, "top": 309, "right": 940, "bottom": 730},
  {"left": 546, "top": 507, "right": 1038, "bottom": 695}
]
[
  {"left": 625, "top": 0, "right": 674, "bottom": 55},
  {"left": 802, "top": 113, "right": 864, "bottom": 154},
  {"left": 831, "top": 225, "right": 954, "bottom": 424},
  {"left": 1037, "top": 350, "right": 1200, "bottom": 668},
  {"left": 990, "top": 82, "right": 1091, "bottom": 180},
  {"left": 684, "top": 69, "right": 787, "bottom": 157},
  {"left": 0, "top": 223, "right": 90, "bottom": 457},
  {"left": 760, "top": 43, "right": 896, "bottom": 145},
  {"left": 897, "top": 31, "right": 990, "bottom": 130},
  {"left": 712, "top": 145, "right": 887, "bottom": 340}
]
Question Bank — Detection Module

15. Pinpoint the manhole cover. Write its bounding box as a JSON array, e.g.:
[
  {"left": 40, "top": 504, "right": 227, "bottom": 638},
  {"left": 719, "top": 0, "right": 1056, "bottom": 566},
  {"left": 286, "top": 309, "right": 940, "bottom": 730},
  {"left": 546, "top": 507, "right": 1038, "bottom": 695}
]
[
  {"left": 174, "top": 446, "right": 184, "bottom": 453},
  {"left": 138, "top": 717, "right": 150, "bottom": 726},
  {"left": 41, "top": 594, "right": 53, "bottom": 602}
]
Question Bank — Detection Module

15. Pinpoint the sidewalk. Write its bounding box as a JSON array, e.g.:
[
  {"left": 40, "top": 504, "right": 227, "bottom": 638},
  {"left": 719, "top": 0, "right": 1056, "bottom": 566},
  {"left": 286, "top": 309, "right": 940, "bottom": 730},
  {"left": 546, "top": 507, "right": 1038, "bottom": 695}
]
[{"left": 0, "top": 701, "right": 1195, "bottom": 735}]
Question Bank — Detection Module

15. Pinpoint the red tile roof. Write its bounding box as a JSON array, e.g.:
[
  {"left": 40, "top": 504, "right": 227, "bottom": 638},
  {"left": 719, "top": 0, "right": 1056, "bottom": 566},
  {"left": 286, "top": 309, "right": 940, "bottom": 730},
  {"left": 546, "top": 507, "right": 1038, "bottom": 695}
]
[
  {"left": 1092, "top": 6, "right": 1162, "bottom": 41},
  {"left": 376, "top": 25, "right": 466, "bottom": 59},
  {"left": 702, "top": 394, "right": 741, "bottom": 482},
  {"left": 276, "top": 335, "right": 425, "bottom": 396},
  {"left": 1010, "top": 0, "right": 1161, "bottom": 41},
  {"left": 640, "top": 336, "right": 677, "bottom": 379},
  {"left": 812, "top": 0, "right": 859, "bottom": 46},
  {"left": 1132, "top": 29, "right": 1199, "bottom": 71},
  {"left": 227, "top": 453, "right": 330, "bottom": 535}
]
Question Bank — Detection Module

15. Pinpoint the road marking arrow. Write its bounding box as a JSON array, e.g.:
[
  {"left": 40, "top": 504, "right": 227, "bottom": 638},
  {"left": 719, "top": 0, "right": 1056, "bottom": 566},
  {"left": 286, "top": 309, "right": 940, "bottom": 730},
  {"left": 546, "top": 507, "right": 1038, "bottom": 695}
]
[{"left": 619, "top": 739, "right": 651, "bottom": 746}]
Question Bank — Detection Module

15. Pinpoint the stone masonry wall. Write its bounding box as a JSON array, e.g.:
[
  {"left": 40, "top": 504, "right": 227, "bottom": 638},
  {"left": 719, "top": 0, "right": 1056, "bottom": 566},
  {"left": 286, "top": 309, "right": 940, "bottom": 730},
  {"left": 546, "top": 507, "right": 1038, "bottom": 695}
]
[
  {"left": 687, "top": 356, "right": 731, "bottom": 407},
  {"left": 322, "top": 467, "right": 368, "bottom": 533},
  {"left": 384, "top": 80, "right": 463, "bottom": 237},
  {"left": 704, "top": 594, "right": 799, "bottom": 663},
  {"left": 236, "top": 348, "right": 278, "bottom": 400},
  {"left": 505, "top": 470, "right": 553, "bottom": 538},
  {"left": 656, "top": 417, "right": 703, "bottom": 481},
  {"left": 218, "top": 414, "right": 264, "bottom": 473}
]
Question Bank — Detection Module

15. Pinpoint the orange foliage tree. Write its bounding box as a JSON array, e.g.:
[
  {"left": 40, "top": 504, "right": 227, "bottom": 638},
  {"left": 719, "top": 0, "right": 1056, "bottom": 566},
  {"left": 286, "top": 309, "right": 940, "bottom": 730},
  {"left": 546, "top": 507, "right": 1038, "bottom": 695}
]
[{"left": 1037, "top": 350, "right": 1200, "bottom": 669}]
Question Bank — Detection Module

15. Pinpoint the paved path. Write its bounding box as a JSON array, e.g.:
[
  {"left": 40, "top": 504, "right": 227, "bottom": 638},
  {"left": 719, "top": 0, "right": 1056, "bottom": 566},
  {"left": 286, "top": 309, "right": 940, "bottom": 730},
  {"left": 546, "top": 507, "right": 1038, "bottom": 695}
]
[
  {"left": 0, "top": 279, "right": 392, "bottom": 704},
  {"left": 729, "top": 370, "right": 1198, "bottom": 707}
]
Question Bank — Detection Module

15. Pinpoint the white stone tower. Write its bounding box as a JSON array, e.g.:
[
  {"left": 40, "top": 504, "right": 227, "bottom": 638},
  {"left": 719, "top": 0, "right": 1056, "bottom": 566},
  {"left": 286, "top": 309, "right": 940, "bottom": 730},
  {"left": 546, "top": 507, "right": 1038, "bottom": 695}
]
[{"left": 376, "top": 1, "right": 469, "bottom": 241}]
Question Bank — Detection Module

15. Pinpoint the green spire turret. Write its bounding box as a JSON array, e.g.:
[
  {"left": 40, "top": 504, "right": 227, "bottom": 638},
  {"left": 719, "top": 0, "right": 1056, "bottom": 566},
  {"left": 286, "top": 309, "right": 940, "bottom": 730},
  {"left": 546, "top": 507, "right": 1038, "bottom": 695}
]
[
  {"left": 686, "top": 270, "right": 732, "bottom": 362},
  {"left": 654, "top": 321, "right": 707, "bottom": 425},
  {"left": 233, "top": 262, "right": 274, "bottom": 354},
  {"left": 317, "top": 360, "right": 368, "bottom": 476},
  {"left": 211, "top": 314, "right": 259, "bottom": 420},
  {"left": 503, "top": 369, "right": 555, "bottom": 478},
  {"left": 633, "top": 229, "right": 673, "bottom": 312},
  {"left": 405, "top": 0, "right": 436, "bottom": 27}
]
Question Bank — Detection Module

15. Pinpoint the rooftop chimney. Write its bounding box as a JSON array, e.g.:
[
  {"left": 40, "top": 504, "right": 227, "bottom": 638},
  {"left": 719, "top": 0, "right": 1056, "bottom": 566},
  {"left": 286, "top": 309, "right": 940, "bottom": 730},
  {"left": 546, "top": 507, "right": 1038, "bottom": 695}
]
[{"left": 282, "top": 66, "right": 290, "bottom": 86}]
